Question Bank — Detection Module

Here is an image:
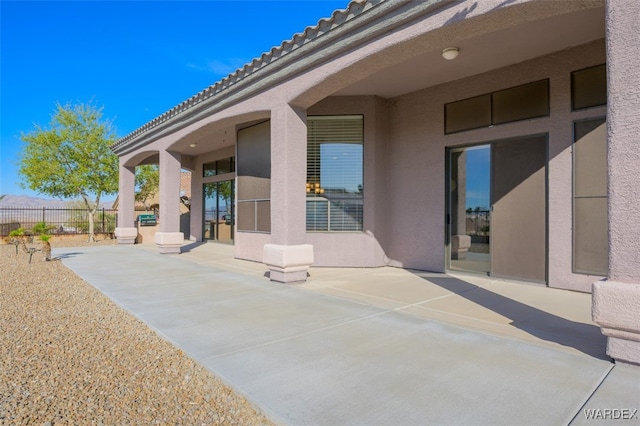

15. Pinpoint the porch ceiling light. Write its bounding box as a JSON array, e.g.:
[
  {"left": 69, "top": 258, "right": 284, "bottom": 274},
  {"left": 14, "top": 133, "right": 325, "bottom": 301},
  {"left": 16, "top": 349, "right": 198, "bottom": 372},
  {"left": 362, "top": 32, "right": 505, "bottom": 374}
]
[
  {"left": 442, "top": 47, "right": 459, "bottom": 60},
  {"left": 189, "top": 143, "right": 197, "bottom": 148}
]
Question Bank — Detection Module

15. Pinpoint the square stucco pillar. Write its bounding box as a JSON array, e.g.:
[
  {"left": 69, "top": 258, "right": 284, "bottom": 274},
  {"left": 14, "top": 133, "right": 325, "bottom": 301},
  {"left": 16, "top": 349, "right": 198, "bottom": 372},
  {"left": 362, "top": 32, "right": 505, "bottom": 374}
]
[
  {"left": 592, "top": 0, "right": 640, "bottom": 366},
  {"left": 114, "top": 161, "right": 137, "bottom": 244},
  {"left": 155, "top": 150, "right": 184, "bottom": 254},
  {"left": 263, "top": 104, "right": 313, "bottom": 283}
]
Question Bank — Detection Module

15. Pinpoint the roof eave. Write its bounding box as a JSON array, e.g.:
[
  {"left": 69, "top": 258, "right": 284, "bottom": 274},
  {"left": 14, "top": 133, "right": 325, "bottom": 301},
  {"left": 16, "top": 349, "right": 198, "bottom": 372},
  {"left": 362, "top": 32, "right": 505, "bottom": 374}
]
[{"left": 111, "top": 0, "right": 452, "bottom": 156}]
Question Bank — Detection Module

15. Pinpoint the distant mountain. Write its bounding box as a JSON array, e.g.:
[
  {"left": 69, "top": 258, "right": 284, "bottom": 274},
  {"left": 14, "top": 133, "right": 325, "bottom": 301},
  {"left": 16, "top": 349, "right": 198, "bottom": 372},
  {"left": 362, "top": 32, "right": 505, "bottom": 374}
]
[{"left": 0, "top": 195, "right": 115, "bottom": 209}]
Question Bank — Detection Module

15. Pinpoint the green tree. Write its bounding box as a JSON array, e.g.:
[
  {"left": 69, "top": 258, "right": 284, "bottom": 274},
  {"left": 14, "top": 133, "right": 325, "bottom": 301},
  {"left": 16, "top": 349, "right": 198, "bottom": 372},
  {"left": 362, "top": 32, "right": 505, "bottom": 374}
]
[
  {"left": 18, "top": 102, "right": 118, "bottom": 242},
  {"left": 135, "top": 165, "right": 160, "bottom": 209}
]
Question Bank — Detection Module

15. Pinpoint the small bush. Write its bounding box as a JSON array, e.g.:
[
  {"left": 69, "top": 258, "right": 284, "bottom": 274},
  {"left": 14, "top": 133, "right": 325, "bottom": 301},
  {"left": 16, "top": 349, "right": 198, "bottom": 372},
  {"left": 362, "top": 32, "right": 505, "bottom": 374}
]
[{"left": 32, "top": 221, "right": 55, "bottom": 235}]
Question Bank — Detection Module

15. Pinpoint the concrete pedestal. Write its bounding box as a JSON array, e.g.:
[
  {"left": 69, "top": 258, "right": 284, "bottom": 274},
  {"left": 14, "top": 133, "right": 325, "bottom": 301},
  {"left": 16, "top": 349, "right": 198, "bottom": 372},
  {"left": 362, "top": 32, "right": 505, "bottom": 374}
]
[
  {"left": 593, "top": 280, "right": 640, "bottom": 365},
  {"left": 115, "top": 227, "right": 138, "bottom": 245},
  {"left": 451, "top": 235, "right": 471, "bottom": 260},
  {"left": 264, "top": 244, "right": 314, "bottom": 283},
  {"left": 155, "top": 232, "right": 184, "bottom": 254}
]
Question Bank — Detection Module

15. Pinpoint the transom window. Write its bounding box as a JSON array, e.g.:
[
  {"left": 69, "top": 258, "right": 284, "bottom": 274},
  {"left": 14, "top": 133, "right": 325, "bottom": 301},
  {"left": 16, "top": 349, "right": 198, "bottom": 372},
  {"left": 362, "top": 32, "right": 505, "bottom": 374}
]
[
  {"left": 203, "top": 156, "right": 235, "bottom": 177},
  {"left": 445, "top": 79, "right": 550, "bottom": 134},
  {"left": 571, "top": 64, "right": 607, "bottom": 111}
]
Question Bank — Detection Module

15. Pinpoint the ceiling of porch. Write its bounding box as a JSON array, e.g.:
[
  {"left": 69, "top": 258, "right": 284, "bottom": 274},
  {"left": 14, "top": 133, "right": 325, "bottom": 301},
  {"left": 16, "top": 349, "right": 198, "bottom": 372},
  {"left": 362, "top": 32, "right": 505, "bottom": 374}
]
[{"left": 332, "top": 5, "right": 604, "bottom": 99}]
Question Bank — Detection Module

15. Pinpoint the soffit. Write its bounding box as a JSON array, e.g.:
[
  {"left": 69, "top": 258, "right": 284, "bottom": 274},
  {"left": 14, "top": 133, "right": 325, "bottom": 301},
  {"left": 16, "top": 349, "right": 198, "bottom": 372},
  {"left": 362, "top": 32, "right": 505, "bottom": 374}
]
[{"left": 333, "top": 6, "right": 604, "bottom": 98}]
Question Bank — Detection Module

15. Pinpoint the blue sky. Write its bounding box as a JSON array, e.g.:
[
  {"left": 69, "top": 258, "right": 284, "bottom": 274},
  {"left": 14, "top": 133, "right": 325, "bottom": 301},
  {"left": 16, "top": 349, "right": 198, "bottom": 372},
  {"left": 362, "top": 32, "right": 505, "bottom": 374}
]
[
  {"left": 464, "top": 146, "right": 490, "bottom": 210},
  {"left": 0, "top": 0, "right": 347, "bottom": 199}
]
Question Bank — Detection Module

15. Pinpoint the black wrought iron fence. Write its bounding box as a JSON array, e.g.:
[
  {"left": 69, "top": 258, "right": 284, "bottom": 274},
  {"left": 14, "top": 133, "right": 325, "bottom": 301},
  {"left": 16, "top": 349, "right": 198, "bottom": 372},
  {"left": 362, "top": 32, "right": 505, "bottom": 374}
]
[
  {"left": 0, "top": 207, "right": 119, "bottom": 236},
  {"left": 466, "top": 210, "right": 490, "bottom": 236}
]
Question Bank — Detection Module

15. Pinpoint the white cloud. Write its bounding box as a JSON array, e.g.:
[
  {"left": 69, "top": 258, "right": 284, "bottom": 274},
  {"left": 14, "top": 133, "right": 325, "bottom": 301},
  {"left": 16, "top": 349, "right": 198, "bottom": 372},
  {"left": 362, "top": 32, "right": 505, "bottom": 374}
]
[{"left": 187, "top": 58, "right": 248, "bottom": 76}]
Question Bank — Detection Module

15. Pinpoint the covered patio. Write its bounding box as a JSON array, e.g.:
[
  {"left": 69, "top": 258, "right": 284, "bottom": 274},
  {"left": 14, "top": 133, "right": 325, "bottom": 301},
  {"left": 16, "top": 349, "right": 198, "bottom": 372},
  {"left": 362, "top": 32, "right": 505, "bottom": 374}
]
[
  {"left": 55, "top": 242, "right": 638, "bottom": 425},
  {"left": 111, "top": 0, "right": 640, "bottom": 366}
]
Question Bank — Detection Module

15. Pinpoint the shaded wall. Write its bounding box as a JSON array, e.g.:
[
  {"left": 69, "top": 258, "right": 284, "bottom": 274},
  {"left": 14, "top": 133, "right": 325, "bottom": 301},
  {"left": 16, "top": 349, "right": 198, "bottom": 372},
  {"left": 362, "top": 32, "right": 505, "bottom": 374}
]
[
  {"left": 307, "top": 96, "right": 390, "bottom": 267},
  {"left": 385, "top": 40, "right": 606, "bottom": 291}
]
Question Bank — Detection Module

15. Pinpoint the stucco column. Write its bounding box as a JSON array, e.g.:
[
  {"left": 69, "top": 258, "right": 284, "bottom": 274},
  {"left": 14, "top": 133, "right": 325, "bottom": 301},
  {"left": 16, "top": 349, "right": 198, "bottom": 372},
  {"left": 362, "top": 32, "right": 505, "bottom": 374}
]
[
  {"left": 114, "top": 160, "right": 137, "bottom": 244},
  {"left": 592, "top": 0, "right": 640, "bottom": 366},
  {"left": 155, "top": 150, "right": 184, "bottom": 254},
  {"left": 263, "top": 103, "right": 314, "bottom": 283}
]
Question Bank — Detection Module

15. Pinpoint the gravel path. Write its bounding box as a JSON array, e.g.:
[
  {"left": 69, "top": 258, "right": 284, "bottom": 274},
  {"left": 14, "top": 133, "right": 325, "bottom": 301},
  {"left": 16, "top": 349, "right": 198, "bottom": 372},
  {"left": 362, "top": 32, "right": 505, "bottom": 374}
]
[{"left": 0, "top": 240, "right": 273, "bottom": 425}]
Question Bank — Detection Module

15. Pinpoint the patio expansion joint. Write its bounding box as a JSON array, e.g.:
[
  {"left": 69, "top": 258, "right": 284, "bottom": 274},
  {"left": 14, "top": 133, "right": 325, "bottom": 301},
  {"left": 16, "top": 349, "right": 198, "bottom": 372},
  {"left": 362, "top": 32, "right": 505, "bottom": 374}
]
[
  {"left": 568, "top": 363, "right": 616, "bottom": 424},
  {"left": 201, "top": 302, "right": 423, "bottom": 362},
  {"left": 201, "top": 287, "right": 532, "bottom": 364},
  {"left": 305, "top": 285, "right": 605, "bottom": 357},
  {"left": 310, "top": 282, "right": 482, "bottom": 312}
]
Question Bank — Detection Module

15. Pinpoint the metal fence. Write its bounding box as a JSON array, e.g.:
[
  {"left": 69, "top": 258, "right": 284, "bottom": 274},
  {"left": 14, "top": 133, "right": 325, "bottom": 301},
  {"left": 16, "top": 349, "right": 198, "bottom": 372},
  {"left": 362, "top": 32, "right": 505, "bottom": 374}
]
[
  {"left": 466, "top": 210, "right": 490, "bottom": 236},
  {"left": 0, "top": 207, "right": 119, "bottom": 236}
]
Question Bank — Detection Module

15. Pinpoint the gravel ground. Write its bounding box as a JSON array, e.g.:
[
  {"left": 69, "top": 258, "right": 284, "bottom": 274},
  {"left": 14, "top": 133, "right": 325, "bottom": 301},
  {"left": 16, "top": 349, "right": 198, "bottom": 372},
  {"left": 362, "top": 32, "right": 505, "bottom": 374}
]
[{"left": 0, "top": 238, "right": 273, "bottom": 425}]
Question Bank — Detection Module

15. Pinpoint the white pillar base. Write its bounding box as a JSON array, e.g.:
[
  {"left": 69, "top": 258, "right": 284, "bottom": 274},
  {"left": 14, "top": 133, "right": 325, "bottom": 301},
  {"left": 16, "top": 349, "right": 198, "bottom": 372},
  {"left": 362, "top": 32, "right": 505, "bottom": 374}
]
[
  {"left": 263, "top": 244, "right": 314, "bottom": 284},
  {"left": 451, "top": 235, "right": 471, "bottom": 260},
  {"left": 155, "top": 232, "right": 184, "bottom": 254},
  {"left": 115, "top": 227, "right": 138, "bottom": 245},
  {"left": 593, "top": 280, "right": 640, "bottom": 366}
]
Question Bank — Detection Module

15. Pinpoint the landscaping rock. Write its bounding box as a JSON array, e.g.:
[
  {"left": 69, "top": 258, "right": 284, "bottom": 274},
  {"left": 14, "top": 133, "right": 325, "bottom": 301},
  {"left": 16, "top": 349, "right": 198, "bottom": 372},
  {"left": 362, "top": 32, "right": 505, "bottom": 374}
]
[{"left": 0, "top": 243, "right": 273, "bottom": 425}]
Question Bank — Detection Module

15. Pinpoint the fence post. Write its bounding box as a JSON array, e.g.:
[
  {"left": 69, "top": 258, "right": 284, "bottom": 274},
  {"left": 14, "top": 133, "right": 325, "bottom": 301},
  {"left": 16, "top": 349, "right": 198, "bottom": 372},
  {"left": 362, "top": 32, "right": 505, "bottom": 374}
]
[
  {"left": 102, "top": 208, "right": 105, "bottom": 233},
  {"left": 42, "top": 206, "right": 45, "bottom": 224}
]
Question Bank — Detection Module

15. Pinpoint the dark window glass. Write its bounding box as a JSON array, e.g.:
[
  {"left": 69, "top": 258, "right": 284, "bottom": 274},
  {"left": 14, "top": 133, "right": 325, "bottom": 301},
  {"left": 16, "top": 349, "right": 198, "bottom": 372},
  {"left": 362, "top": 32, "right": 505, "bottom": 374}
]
[
  {"left": 493, "top": 80, "right": 549, "bottom": 124},
  {"left": 203, "top": 157, "right": 236, "bottom": 178},
  {"left": 572, "top": 64, "right": 607, "bottom": 110},
  {"left": 445, "top": 94, "right": 491, "bottom": 134},
  {"left": 444, "top": 79, "right": 549, "bottom": 134},
  {"left": 203, "top": 161, "right": 216, "bottom": 177},
  {"left": 236, "top": 121, "right": 271, "bottom": 233},
  {"left": 216, "top": 157, "right": 234, "bottom": 175}
]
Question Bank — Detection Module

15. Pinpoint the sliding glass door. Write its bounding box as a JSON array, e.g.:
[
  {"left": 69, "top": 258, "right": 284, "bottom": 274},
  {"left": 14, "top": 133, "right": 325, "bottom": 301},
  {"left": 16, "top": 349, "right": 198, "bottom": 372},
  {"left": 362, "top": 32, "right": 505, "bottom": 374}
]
[
  {"left": 203, "top": 180, "right": 234, "bottom": 243},
  {"left": 447, "top": 145, "right": 491, "bottom": 274},
  {"left": 447, "top": 135, "right": 547, "bottom": 283}
]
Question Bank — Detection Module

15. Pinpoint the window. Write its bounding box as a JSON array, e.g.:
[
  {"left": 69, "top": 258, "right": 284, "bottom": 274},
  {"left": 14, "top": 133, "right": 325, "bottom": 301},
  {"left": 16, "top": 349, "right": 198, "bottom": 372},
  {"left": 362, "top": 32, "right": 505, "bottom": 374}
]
[
  {"left": 203, "top": 156, "right": 235, "bottom": 177},
  {"left": 572, "top": 64, "right": 607, "bottom": 110},
  {"left": 573, "top": 117, "right": 608, "bottom": 275},
  {"left": 445, "top": 79, "right": 549, "bottom": 134},
  {"left": 445, "top": 94, "right": 491, "bottom": 134},
  {"left": 236, "top": 121, "right": 271, "bottom": 233},
  {"left": 307, "top": 115, "right": 364, "bottom": 232}
]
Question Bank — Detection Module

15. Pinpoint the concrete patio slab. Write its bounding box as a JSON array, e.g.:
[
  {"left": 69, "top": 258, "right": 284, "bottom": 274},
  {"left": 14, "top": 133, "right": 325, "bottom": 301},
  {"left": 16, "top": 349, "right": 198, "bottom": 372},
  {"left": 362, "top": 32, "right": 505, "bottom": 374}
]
[
  {"left": 299, "top": 266, "right": 607, "bottom": 358},
  {"left": 204, "top": 311, "right": 611, "bottom": 425},
  {"left": 54, "top": 244, "right": 635, "bottom": 425},
  {"left": 571, "top": 364, "right": 640, "bottom": 425}
]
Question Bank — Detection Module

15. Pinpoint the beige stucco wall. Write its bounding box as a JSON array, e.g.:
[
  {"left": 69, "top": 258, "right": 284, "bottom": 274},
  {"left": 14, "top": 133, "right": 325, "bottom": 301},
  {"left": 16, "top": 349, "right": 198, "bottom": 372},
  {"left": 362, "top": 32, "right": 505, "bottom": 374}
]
[
  {"left": 203, "top": 40, "right": 608, "bottom": 293},
  {"left": 115, "top": 1, "right": 610, "bottom": 292},
  {"left": 384, "top": 40, "right": 606, "bottom": 291},
  {"left": 306, "top": 96, "right": 390, "bottom": 267}
]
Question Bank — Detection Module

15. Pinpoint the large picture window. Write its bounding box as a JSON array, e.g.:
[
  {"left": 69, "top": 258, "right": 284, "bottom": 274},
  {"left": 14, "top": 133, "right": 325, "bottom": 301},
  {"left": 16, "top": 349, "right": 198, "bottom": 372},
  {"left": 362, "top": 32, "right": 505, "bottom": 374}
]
[{"left": 307, "top": 115, "right": 363, "bottom": 232}]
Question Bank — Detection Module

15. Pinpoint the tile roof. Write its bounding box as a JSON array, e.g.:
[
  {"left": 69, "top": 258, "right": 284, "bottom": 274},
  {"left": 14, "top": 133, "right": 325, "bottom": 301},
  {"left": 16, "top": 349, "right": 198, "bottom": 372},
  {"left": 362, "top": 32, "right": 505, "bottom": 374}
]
[{"left": 112, "top": 0, "right": 377, "bottom": 152}]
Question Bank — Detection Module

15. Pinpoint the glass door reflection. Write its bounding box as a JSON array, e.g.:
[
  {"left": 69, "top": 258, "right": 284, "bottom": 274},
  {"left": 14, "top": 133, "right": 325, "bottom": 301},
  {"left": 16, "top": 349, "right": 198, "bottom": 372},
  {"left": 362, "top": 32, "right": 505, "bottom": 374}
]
[
  {"left": 448, "top": 145, "right": 491, "bottom": 274},
  {"left": 203, "top": 180, "right": 234, "bottom": 243}
]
